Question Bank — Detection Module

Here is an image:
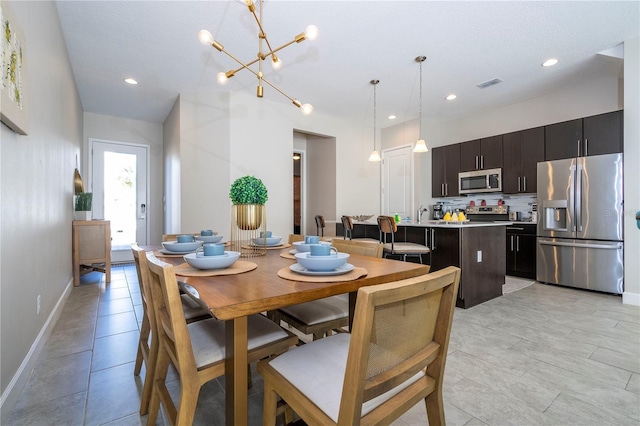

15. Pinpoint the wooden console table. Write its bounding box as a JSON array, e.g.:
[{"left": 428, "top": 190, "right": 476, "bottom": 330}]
[{"left": 72, "top": 220, "right": 111, "bottom": 286}]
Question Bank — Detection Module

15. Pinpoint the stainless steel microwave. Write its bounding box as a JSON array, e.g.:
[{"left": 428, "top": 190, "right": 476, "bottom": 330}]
[{"left": 458, "top": 168, "right": 502, "bottom": 194}]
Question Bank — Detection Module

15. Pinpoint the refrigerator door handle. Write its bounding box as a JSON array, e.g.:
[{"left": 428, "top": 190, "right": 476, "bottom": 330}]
[
  {"left": 569, "top": 164, "right": 576, "bottom": 232},
  {"left": 538, "top": 239, "right": 622, "bottom": 250},
  {"left": 576, "top": 164, "right": 583, "bottom": 232}
]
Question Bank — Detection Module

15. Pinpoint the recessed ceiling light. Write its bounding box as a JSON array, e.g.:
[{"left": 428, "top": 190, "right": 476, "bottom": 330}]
[
  {"left": 124, "top": 78, "right": 138, "bottom": 85},
  {"left": 445, "top": 94, "right": 457, "bottom": 101},
  {"left": 388, "top": 115, "right": 396, "bottom": 120},
  {"left": 542, "top": 58, "right": 559, "bottom": 67}
]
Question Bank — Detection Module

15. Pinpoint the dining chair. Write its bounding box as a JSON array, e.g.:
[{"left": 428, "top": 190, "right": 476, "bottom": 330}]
[
  {"left": 288, "top": 234, "right": 305, "bottom": 244},
  {"left": 144, "top": 252, "right": 298, "bottom": 425},
  {"left": 341, "top": 215, "right": 380, "bottom": 243},
  {"left": 270, "top": 240, "right": 390, "bottom": 342},
  {"left": 377, "top": 215, "right": 431, "bottom": 263},
  {"left": 258, "top": 266, "right": 461, "bottom": 426},
  {"left": 315, "top": 215, "right": 325, "bottom": 237},
  {"left": 131, "top": 244, "right": 210, "bottom": 415}
]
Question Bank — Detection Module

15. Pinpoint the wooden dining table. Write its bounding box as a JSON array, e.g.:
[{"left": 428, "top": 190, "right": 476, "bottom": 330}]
[{"left": 148, "top": 245, "right": 431, "bottom": 426}]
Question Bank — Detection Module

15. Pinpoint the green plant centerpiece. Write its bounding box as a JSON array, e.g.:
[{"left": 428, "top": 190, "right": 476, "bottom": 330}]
[
  {"left": 229, "top": 175, "right": 268, "bottom": 205},
  {"left": 229, "top": 175, "right": 268, "bottom": 245},
  {"left": 75, "top": 192, "right": 93, "bottom": 211}
]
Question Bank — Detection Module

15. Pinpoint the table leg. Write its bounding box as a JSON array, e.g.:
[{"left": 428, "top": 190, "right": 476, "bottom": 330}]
[{"left": 225, "top": 316, "right": 248, "bottom": 426}]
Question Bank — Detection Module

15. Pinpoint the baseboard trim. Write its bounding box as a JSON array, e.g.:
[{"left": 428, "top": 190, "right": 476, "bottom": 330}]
[
  {"left": 0, "top": 278, "right": 73, "bottom": 424},
  {"left": 622, "top": 291, "right": 640, "bottom": 306}
]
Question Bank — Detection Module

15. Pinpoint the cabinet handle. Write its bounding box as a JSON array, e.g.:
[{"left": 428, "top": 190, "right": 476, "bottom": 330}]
[
  {"left": 431, "top": 229, "right": 436, "bottom": 250},
  {"left": 481, "top": 155, "right": 484, "bottom": 169},
  {"left": 441, "top": 183, "right": 445, "bottom": 197},
  {"left": 523, "top": 176, "right": 527, "bottom": 192},
  {"left": 510, "top": 235, "right": 514, "bottom": 251},
  {"left": 445, "top": 183, "right": 448, "bottom": 196},
  {"left": 475, "top": 156, "right": 479, "bottom": 170},
  {"left": 516, "top": 236, "right": 520, "bottom": 252},
  {"left": 585, "top": 138, "right": 588, "bottom": 156},
  {"left": 577, "top": 139, "right": 581, "bottom": 157},
  {"left": 517, "top": 176, "right": 521, "bottom": 192}
]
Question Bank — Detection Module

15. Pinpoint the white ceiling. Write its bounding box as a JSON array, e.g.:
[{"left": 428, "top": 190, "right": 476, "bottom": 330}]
[{"left": 55, "top": 1, "right": 639, "bottom": 127}]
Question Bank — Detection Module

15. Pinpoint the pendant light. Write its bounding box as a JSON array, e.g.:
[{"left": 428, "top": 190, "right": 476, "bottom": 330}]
[
  {"left": 413, "top": 55, "right": 428, "bottom": 153},
  {"left": 368, "top": 79, "right": 381, "bottom": 162}
]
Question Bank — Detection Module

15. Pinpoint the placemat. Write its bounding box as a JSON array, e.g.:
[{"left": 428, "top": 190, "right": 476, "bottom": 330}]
[
  {"left": 277, "top": 266, "right": 368, "bottom": 282},
  {"left": 174, "top": 261, "right": 257, "bottom": 277},
  {"left": 241, "top": 243, "right": 292, "bottom": 251},
  {"left": 279, "top": 250, "right": 297, "bottom": 260}
]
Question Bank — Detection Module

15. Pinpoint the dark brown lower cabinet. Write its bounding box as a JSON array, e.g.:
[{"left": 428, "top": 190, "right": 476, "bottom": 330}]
[{"left": 506, "top": 224, "right": 537, "bottom": 279}]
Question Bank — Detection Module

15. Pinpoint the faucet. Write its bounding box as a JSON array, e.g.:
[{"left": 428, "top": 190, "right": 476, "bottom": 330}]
[{"left": 417, "top": 205, "right": 428, "bottom": 224}]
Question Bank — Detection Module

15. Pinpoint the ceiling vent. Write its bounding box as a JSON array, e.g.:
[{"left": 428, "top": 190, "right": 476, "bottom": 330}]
[{"left": 476, "top": 78, "right": 503, "bottom": 89}]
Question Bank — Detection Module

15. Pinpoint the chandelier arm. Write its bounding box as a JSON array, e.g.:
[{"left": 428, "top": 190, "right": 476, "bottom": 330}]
[
  {"left": 249, "top": 1, "right": 276, "bottom": 56},
  {"left": 217, "top": 48, "right": 260, "bottom": 78},
  {"left": 261, "top": 37, "right": 304, "bottom": 60},
  {"left": 260, "top": 76, "right": 300, "bottom": 106}
]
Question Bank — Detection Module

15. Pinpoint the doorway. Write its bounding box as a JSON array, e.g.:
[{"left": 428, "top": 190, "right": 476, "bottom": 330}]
[
  {"left": 381, "top": 145, "right": 413, "bottom": 218},
  {"left": 293, "top": 152, "right": 302, "bottom": 234},
  {"left": 90, "top": 139, "right": 149, "bottom": 262}
]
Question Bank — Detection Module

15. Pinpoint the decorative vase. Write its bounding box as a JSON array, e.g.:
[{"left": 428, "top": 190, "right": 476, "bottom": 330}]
[
  {"left": 74, "top": 210, "right": 92, "bottom": 221},
  {"left": 230, "top": 204, "right": 267, "bottom": 257},
  {"left": 234, "top": 204, "right": 263, "bottom": 230}
]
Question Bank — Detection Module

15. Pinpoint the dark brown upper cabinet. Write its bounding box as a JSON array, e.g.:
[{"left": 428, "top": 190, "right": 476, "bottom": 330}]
[
  {"left": 432, "top": 144, "right": 460, "bottom": 197},
  {"left": 459, "top": 135, "right": 503, "bottom": 172},
  {"left": 545, "top": 110, "right": 622, "bottom": 161},
  {"left": 502, "top": 127, "right": 544, "bottom": 194}
]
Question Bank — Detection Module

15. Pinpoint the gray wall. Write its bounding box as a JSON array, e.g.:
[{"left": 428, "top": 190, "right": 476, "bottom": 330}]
[{"left": 1, "top": 0, "right": 83, "bottom": 418}]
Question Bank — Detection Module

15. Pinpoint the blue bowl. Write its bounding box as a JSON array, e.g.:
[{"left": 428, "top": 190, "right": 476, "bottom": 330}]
[{"left": 294, "top": 252, "right": 349, "bottom": 272}]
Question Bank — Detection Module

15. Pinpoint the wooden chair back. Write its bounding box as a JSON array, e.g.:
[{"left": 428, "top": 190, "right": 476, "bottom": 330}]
[
  {"left": 288, "top": 234, "right": 304, "bottom": 244},
  {"left": 332, "top": 238, "right": 383, "bottom": 258},
  {"left": 341, "top": 215, "right": 353, "bottom": 239},
  {"left": 339, "top": 266, "right": 460, "bottom": 424},
  {"left": 315, "top": 215, "right": 326, "bottom": 236},
  {"left": 131, "top": 243, "right": 157, "bottom": 414}
]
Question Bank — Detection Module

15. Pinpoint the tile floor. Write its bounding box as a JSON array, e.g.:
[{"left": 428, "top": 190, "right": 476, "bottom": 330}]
[{"left": 6, "top": 266, "right": 640, "bottom": 425}]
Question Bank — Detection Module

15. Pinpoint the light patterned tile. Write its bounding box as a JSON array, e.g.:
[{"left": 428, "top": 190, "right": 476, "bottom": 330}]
[
  {"left": 543, "top": 391, "right": 638, "bottom": 425},
  {"left": 7, "top": 391, "right": 86, "bottom": 426},
  {"left": 524, "top": 362, "right": 640, "bottom": 421},
  {"left": 91, "top": 330, "right": 139, "bottom": 372},
  {"left": 39, "top": 323, "right": 95, "bottom": 360},
  {"left": 85, "top": 362, "right": 143, "bottom": 426},
  {"left": 95, "top": 310, "right": 139, "bottom": 338},
  {"left": 627, "top": 374, "right": 640, "bottom": 394},
  {"left": 568, "top": 328, "right": 640, "bottom": 357},
  {"left": 590, "top": 347, "right": 640, "bottom": 374},
  {"left": 509, "top": 340, "right": 631, "bottom": 388}
]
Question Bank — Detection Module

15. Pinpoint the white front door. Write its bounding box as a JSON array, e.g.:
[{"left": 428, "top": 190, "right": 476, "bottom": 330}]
[
  {"left": 91, "top": 139, "right": 149, "bottom": 262},
  {"left": 381, "top": 145, "right": 413, "bottom": 219}
]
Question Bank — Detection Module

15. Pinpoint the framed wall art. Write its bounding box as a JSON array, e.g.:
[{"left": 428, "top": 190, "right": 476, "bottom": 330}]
[{"left": 1, "top": 2, "right": 28, "bottom": 135}]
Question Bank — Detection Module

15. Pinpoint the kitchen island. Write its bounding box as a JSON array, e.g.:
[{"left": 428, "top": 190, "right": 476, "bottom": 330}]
[{"left": 336, "top": 220, "right": 509, "bottom": 308}]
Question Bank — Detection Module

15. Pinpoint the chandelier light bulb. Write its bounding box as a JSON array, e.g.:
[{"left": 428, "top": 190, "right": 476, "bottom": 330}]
[
  {"left": 271, "top": 55, "right": 283, "bottom": 70},
  {"left": 216, "top": 72, "right": 228, "bottom": 85},
  {"left": 304, "top": 25, "right": 319, "bottom": 41},
  {"left": 300, "top": 103, "right": 313, "bottom": 115},
  {"left": 198, "top": 29, "right": 214, "bottom": 46}
]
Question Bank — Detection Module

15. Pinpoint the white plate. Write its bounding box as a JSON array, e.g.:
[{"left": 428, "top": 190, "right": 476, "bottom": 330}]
[
  {"left": 159, "top": 248, "right": 197, "bottom": 255},
  {"left": 289, "top": 263, "right": 354, "bottom": 276}
]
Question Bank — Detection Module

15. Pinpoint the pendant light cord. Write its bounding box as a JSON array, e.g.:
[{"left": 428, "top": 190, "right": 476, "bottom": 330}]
[{"left": 419, "top": 59, "right": 423, "bottom": 138}]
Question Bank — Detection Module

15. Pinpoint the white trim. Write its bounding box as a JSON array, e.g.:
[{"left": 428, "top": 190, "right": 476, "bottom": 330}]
[
  {"left": 0, "top": 279, "right": 73, "bottom": 424},
  {"left": 622, "top": 291, "right": 640, "bottom": 306}
]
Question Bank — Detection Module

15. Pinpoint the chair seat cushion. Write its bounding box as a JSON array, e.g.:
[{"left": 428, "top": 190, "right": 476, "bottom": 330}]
[
  {"left": 189, "top": 315, "right": 290, "bottom": 368},
  {"left": 180, "top": 294, "right": 208, "bottom": 320},
  {"left": 267, "top": 333, "right": 424, "bottom": 422},
  {"left": 382, "top": 243, "right": 430, "bottom": 253},
  {"left": 279, "top": 295, "right": 348, "bottom": 325}
]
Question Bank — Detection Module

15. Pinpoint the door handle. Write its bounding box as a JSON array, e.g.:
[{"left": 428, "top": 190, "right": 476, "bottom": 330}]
[
  {"left": 441, "top": 183, "right": 445, "bottom": 197},
  {"left": 584, "top": 138, "right": 588, "bottom": 156},
  {"left": 475, "top": 156, "right": 479, "bottom": 170},
  {"left": 516, "top": 236, "right": 520, "bottom": 252},
  {"left": 523, "top": 176, "right": 527, "bottom": 192},
  {"left": 445, "top": 183, "right": 448, "bottom": 196},
  {"left": 510, "top": 235, "right": 514, "bottom": 251},
  {"left": 518, "top": 177, "right": 521, "bottom": 192},
  {"left": 481, "top": 155, "right": 484, "bottom": 169},
  {"left": 577, "top": 139, "right": 581, "bottom": 157}
]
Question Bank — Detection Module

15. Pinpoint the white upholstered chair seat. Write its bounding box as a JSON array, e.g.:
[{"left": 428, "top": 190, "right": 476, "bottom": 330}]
[
  {"left": 278, "top": 294, "right": 348, "bottom": 326},
  {"left": 189, "top": 315, "right": 292, "bottom": 368},
  {"left": 267, "top": 333, "right": 425, "bottom": 423},
  {"left": 180, "top": 294, "right": 209, "bottom": 320},
  {"left": 382, "top": 242, "right": 431, "bottom": 253}
]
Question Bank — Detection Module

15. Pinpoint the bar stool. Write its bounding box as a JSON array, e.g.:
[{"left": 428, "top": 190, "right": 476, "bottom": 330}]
[
  {"left": 315, "top": 215, "right": 325, "bottom": 237},
  {"left": 377, "top": 215, "right": 430, "bottom": 263}
]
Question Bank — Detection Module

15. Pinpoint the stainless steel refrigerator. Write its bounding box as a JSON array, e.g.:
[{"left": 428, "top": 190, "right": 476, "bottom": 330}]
[{"left": 537, "top": 153, "right": 624, "bottom": 294}]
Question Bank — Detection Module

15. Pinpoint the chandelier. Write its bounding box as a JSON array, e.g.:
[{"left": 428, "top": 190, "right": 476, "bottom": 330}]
[{"left": 198, "top": 0, "right": 317, "bottom": 115}]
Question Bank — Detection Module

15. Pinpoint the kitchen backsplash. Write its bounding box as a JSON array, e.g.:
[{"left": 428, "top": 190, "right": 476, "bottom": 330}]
[{"left": 434, "top": 193, "right": 537, "bottom": 221}]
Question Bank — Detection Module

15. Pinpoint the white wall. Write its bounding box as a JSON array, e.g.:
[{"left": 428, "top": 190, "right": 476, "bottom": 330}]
[
  {"left": 0, "top": 1, "right": 83, "bottom": 420},
  {"left": 623, "top": 37, "right": 640, "bottom": 304},
  {"left": 163, "top": 98, "right": 181, "bottom": 233},
  {"left": 306, "top": 134, "right": 336, "bottom": 235},
  {"left": 83, "top": 112, "right": 164, "bottom": 245},
  {"left": 174, "top": 90, "right": 379, "bottom": 239}
]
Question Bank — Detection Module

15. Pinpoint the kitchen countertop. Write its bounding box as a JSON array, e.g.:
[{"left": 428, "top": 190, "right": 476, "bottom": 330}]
[{"left": 347, "top": 219, "right": 514, "bottom": 228}]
